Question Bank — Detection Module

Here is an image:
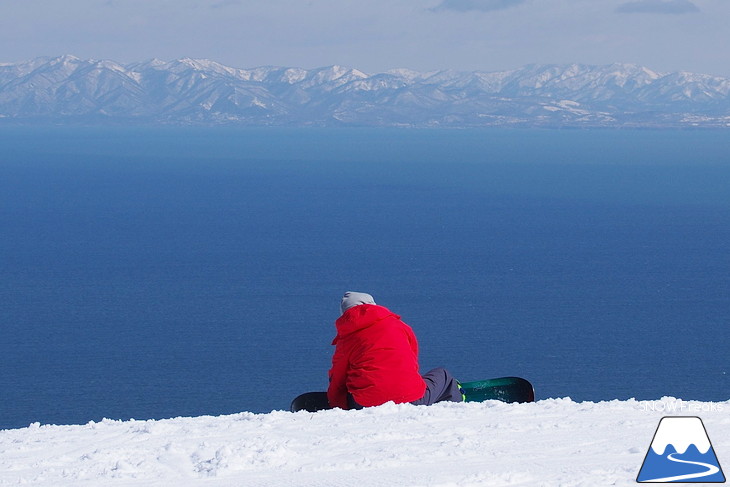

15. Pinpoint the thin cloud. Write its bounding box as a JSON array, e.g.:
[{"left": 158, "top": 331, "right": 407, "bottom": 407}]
[
  {"left": 210, "top": 0, "right": 242, "bottom": 9},
  {"left": 616, "top": 0, "right": 700, "bottom": 14},
  {"left": 431, "top": 0, "right": 527, "bottom": 13}
]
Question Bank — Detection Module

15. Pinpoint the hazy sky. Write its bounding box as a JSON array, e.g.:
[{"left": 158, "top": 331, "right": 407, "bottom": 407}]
[{"left": 1, "top": 0, "right": 729, "bottom": 76}]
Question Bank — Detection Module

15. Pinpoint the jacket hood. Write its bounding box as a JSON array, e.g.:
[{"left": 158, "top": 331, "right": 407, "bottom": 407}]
[{"left": 332, "top": 304, "right": 399, "bottom": 344}]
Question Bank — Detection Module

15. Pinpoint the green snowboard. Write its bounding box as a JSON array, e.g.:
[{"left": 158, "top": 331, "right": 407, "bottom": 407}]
[{"left": 290, "top": 376, "right": 534, "bottom": 412}]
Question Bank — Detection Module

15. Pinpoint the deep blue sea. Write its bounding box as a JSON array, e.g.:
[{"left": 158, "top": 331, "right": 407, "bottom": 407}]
[{"left": 1, "top": 126, "right": 729, "bottom": 429}]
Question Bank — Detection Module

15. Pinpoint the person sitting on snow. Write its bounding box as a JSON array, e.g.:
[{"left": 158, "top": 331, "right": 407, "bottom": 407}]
[{"left": 327, "top": 291, "right": 464, "bottom": 410}]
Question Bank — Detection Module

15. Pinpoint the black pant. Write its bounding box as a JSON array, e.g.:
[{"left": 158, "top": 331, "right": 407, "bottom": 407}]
[{"left": 411, "top": 367, "right": 463, "bottom": 406}]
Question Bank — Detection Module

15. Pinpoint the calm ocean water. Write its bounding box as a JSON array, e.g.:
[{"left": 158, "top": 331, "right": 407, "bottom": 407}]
[{"left": 1, "top": 126, "right": 729, "bottom": 429}]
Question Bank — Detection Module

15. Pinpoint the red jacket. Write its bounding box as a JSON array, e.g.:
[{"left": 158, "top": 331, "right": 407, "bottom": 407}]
[{"left": 327, "top": 304, "right": 426, "bottom": 409}]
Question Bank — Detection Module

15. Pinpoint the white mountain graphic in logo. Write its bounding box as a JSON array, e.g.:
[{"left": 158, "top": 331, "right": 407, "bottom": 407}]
[{"left": 637, "top": 416, "right": 725, "bottom": 483}]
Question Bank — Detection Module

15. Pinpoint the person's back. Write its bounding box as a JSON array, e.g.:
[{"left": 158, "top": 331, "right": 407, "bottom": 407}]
[
  {"left": 327, "top": 300, "right": 426, "bottom": 409},
  {"left": 327, "top": 291, "right": 464, "bottom": 410}
]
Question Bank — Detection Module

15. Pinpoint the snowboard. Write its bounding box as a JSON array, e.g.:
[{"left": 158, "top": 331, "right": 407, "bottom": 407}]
[{"left": 290, "top": 376, "right": 534, "bottom": 413}]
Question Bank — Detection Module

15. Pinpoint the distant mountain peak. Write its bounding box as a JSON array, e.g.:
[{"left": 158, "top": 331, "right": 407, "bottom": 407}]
[
  {"left": 1, "top": 56, "right": 729, "bottom": 127},
  {"left": 50, "top": 54, "right": 82, "bottom": 63}
]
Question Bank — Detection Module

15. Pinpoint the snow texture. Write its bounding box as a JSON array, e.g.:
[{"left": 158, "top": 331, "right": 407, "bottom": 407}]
[{"left": 1, "top": 397, "right": 728, "bottom": 486}]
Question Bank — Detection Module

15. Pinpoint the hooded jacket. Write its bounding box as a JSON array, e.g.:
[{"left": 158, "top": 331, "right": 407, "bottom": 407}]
[{"left": 327, "top": 304, "right": 426, "bottom": 409}]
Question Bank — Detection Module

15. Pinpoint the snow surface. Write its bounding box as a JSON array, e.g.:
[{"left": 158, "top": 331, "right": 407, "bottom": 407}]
[{"left": 1, "top": 397, "right": 728, "bottom": 487}]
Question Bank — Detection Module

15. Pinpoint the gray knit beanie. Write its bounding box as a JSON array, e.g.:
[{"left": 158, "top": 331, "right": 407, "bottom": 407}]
[{"left": 340, "top": 291, "right": 376, "bottom": 315}]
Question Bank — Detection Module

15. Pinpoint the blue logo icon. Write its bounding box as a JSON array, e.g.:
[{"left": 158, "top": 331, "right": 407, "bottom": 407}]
[{"left": 637, "top": 416, "right": 725, "bottom": 483}]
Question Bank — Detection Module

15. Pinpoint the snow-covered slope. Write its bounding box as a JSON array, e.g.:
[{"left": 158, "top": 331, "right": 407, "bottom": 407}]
[
  {"left": 1, "top": 56, "right": 730, "bottom": 127},
  {"left": 1, "top": 397, "right": 727, "bottom": 486}
]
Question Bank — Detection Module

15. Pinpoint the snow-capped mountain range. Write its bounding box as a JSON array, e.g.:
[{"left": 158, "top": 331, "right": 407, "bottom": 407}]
[{"left": 1, "top": 55, "right": 729, "bottom": 127}]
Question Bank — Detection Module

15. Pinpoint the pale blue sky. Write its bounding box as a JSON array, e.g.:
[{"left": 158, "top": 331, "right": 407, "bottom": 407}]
[{"left": 1, "top": 0, "right": 729, "bottom": 76}]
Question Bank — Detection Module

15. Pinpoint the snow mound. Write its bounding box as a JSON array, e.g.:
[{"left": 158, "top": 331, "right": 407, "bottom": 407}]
[{"left": 1, "top": 398, "right": 727, "bottom": 486}]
